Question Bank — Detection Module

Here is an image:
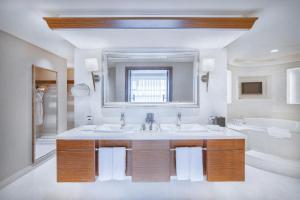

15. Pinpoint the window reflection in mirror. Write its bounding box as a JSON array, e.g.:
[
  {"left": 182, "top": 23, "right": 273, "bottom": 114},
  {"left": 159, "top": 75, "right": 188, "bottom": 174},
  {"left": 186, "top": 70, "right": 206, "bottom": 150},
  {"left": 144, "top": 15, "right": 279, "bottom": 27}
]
[{"left": 125, "top": 67, "right": 172, "bottom": 103}]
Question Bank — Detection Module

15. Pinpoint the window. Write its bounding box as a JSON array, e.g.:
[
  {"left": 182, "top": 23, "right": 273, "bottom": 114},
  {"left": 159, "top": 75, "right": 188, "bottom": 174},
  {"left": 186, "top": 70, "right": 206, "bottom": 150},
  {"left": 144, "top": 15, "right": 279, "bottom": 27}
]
[{"left": 125, "top": 67, "right": 172, "bottom": 103}]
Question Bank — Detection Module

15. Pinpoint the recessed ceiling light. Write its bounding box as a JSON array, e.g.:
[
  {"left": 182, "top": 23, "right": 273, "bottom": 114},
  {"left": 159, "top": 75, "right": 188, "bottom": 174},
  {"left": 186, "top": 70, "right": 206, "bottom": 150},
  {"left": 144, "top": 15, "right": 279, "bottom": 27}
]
[{"left": 270, "top": 49, "right": 279, "bottom": 53}]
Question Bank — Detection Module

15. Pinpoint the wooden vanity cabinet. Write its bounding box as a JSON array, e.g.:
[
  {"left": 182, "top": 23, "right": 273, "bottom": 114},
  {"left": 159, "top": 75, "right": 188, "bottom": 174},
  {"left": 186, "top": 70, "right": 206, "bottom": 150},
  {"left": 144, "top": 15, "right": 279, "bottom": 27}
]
[
  {"left": 206, "top": 139, "right": 245, "bottom": 181},
  {"left": 56, "top": 140, "right": 96, "bottom": 182},
  {"left": 131, "top": 140, "right": 170, "bottom": 182},
  {"left": 56, "top": 139, "right": 246, "bottom": 182}
]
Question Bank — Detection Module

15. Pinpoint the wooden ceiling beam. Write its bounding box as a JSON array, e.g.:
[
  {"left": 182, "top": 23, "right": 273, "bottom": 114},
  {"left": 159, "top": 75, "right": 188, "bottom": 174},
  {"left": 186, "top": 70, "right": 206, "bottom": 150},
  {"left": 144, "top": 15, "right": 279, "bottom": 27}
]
[{"left": 43, "top": 17, "right": 258, "bottom": 30}]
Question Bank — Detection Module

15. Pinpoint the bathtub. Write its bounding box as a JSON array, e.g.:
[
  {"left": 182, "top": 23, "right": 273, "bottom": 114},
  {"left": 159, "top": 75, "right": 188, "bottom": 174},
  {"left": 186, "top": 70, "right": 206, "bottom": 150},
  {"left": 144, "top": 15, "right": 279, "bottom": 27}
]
[{"left": 228, "top": 118, "right": 300, "bottom": 178}]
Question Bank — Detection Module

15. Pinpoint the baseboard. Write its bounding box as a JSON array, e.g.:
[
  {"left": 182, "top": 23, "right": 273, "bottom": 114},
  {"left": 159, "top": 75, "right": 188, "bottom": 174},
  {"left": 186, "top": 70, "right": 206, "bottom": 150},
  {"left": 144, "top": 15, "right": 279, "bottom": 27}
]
[{"left": 0, "top": 151, "right": 55, "bottom": 189}]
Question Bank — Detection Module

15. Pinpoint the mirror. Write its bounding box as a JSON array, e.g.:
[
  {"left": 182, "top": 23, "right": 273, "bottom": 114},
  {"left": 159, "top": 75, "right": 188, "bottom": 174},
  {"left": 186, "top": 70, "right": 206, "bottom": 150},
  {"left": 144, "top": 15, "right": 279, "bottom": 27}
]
[
  {"left": 103, "top": 50, "right": 199, "bottom": 107},
  {"left": 32, "top": 65, "right": 58, "bottom": 163},
  {"left": 67, "top": 68, "right": 75, "bottom": 130},
  {"left": 287, "top": 67, "right": 300, "bottom": 104}
]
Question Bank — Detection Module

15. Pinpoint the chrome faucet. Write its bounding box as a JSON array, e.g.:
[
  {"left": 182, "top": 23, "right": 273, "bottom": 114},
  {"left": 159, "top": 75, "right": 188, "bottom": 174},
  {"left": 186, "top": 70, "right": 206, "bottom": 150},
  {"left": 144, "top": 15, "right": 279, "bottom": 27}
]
[
  {"left": 176, "top": 112, "right": 182, "bottom": 128},
  {"left": 120, "top": 112, "right": 126, "bottom": 129},
  {"left": 145, "top": 113, "right": 154, "bottom": 131}
]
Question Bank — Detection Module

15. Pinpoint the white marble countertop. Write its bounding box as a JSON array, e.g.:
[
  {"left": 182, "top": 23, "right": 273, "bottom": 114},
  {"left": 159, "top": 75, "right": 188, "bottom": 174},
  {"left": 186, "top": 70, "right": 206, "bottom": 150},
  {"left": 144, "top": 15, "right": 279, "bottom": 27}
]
[{"left": 57, "top": 125, "right": 246, "bottom": 140}]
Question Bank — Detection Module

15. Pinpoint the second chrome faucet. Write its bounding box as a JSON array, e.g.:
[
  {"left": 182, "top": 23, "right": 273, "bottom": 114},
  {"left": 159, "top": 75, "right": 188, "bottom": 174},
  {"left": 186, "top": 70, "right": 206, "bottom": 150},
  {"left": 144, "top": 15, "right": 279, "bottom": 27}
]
[
  {"left": 120, "top": 112, "right": 126, "bottom": 129},
  {"left": 176, "top": 112, "right": 182, "bottom": 128}
]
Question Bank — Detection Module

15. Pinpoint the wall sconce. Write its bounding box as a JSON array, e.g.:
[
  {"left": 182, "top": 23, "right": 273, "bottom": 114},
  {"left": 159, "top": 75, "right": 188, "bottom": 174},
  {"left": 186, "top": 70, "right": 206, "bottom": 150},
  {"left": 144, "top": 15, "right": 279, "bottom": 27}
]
[
  {"left": 200, "top": 58, "right": 215, "bottom": 92},
  {"left": 85, "top": 58, "right": 100, "bottom": 91}
]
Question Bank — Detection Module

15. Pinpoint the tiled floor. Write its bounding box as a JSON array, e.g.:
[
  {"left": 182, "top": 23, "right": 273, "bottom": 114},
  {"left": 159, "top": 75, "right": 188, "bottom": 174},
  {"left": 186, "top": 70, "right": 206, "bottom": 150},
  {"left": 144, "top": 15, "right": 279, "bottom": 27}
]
[
  {"left": 0, "top": 156, "right": 300, "bottom": 200},
  {"left": 35, "top": 138, "right": 56, "bottom": 159}
]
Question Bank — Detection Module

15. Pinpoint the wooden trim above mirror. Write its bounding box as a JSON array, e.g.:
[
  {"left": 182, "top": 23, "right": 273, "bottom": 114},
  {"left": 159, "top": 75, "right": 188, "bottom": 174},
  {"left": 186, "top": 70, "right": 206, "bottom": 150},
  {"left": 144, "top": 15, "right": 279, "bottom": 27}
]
[{"left": 44, "top": 17, "right": 258, "bottom": 30}]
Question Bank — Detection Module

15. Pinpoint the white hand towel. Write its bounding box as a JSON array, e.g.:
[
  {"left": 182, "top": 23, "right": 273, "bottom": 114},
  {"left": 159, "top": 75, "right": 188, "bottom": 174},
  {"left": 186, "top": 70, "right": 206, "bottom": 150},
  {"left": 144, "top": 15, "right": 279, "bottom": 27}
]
[
  {"left": 98, "top": 148, "right": 113, "bottom": 181},
  {"left": 176, "top": 147, "right": 190, "bottom": 180},
  {"left": 267, "top": 127, "right": 292, "bottom": 139},
  {"left": 190, "top": 147, "right": 204, "bottom": 182},
  {"left": 112, "top": 147, "right": 126, "bottom": 180}
]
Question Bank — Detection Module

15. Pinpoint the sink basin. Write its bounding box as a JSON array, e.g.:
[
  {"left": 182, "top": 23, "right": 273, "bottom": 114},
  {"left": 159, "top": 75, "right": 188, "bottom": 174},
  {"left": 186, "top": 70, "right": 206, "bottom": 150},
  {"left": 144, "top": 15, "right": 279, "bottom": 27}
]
[
  {"left": 159, "top": 124, "right": 177, "bottom": 131},
  {"left": 94, "top": 123, "right": 140, "bottom": 132},
  {"left": 160, "top": 123, "right": 207, "bottom": 132}
]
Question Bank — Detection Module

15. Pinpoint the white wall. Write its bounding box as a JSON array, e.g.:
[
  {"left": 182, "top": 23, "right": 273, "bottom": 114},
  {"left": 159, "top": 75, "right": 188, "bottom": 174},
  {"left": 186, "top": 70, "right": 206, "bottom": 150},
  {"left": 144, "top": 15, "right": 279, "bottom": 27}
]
[
  {"left": 228, "top": 62, "right": 300, "bottom": 121},
  {"left": 0, "top": 30, "right": 67, "bottom": 182},
  {"left": 74, "top": 48, "right": 227, "bottom": 126}
]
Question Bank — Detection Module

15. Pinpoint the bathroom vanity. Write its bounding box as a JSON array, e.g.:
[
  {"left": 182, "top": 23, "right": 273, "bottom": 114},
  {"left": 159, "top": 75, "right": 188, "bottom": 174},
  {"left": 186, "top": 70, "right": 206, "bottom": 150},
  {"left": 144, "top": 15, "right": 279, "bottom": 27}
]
[{"left": 56, "top": 125, "right": 245, "bottom": 182}]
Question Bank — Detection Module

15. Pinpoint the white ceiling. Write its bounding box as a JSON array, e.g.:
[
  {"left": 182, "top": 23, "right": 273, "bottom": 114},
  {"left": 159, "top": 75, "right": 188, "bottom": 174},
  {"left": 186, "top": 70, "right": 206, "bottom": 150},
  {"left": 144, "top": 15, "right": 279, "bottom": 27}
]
[
  {"left": 55, "top": 29, "right": 246, "bottom": 49},
  {"left": 0, "top": 0, "right": 300, "bottom": 67}
]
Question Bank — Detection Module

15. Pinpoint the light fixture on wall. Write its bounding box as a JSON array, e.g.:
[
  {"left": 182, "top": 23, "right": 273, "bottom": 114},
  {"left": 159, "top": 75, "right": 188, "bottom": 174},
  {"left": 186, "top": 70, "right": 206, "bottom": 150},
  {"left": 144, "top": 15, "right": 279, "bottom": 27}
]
[
  {"left": 85, "top": 58, "right": 100, "bottom": 91},
  {"left": 200, "top": 58, "right": 215, "bottom": 91}
]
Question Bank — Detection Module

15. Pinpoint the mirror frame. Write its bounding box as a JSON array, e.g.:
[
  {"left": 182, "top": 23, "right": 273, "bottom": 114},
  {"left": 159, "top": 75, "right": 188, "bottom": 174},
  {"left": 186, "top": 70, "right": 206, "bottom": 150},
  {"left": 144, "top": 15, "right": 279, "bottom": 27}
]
[{"left": 102, "top": 49, "right": 200, "bottom": 108}]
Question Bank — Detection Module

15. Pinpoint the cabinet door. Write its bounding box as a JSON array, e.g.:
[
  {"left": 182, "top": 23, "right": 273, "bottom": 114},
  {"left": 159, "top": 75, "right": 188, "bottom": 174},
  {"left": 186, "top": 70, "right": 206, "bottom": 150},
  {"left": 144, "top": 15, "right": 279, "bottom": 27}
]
[
  {"left": 206, "top": 149, "right": 244, "bottom": 181},
  {"left": 132, "top": 150, "right": 170, "bottom": 182},
  {"left": 206, "top": 139, "right": 245, "bottom": 181},
  {"left": 57, "top": 150, "right": 96, "bottom": 182},
  {"left": 57, "top": 140, "right": 95, "bottom": 182}
]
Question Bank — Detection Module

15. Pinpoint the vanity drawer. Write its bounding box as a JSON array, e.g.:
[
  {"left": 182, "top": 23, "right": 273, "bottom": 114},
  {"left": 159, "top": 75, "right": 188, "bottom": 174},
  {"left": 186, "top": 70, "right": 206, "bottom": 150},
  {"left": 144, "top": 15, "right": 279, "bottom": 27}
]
[
  {"left": 132, "top": 140, "right": 170, "bottom": 150},
  {"left": 57, "top": 140, "right": 95, "bottom": 151},
  {"left": 170, "top": 140, "right": 204, "bottom": 148},
  {"left": 97, "top": 140, "right": 131, "bottom": 148},
  {"left": 57, "top": 140, "right": 96, "bottom": 182},
  {"left": 57, "top": 150, "right": 96, "bottom": 182},
  {"left": 206, "top": 149, "right": 245, "bottom": 181},
  {"left": 207, "top": 139, "right": 245, "bottom": 150}
]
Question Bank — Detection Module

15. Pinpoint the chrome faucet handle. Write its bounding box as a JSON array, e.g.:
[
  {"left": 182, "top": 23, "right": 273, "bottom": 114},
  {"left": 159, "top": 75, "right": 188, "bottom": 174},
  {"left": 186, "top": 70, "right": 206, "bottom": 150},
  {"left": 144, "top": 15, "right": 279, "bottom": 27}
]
[
  {"left": 177, "top": 112, "right": 182, "bottom": 120},
  {"left": 120, "top": 112, "right": 125, "bottom": 119},
  {"left": 145, "top": 113, "right": 154, "bottom": 123},
  {"left": 176, "top": 112, "right": 182, "bottom": 127},
  {"left": 120, "top": 112, "right": 126, "bottom": 128}
]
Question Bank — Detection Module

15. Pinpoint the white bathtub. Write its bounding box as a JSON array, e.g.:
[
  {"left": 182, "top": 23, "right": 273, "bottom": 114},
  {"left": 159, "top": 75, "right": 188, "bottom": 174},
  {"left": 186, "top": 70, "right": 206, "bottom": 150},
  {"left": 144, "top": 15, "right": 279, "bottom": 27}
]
[{"left": 228, "top": 118, "right": 300, "bottom": 178}]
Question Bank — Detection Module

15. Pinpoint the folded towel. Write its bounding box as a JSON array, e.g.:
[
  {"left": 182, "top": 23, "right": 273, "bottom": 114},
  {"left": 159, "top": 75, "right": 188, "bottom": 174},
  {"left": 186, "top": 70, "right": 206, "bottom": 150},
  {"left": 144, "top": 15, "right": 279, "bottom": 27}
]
[
  {"left": 267, "top": 127, "right": 292, "bottom": 139},
  {"left": 112, "top": 147, "right": 126, "bottom": 180},
  {"left": 98, "top": 148, "right": 113, "bottom": 181},
  {"left": 190, "top": 147, "right": 204, "bottom": 182},
  {"left": 176, "top": 147, "right": 190, "bottom": 180}
]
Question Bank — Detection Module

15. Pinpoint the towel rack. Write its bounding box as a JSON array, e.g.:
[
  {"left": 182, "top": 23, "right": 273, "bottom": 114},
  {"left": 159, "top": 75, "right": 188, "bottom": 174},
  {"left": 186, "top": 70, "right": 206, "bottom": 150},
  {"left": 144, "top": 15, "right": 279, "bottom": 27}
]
[
  {"left": 170, "top": 147, "right": 207, "bottom": 151},
  {"left": 96, "top": 147, "right": 207, "bottom": 151},
  {"left": 95, "top": 148, "right": 133, "bottom": 151}
]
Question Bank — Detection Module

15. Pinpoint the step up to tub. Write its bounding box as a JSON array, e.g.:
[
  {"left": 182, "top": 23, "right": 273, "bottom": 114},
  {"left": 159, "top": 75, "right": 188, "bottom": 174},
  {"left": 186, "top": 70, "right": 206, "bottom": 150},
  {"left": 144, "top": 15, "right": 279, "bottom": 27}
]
[{"left": 246, "top": 150, "right": 300, "bottom": 178}]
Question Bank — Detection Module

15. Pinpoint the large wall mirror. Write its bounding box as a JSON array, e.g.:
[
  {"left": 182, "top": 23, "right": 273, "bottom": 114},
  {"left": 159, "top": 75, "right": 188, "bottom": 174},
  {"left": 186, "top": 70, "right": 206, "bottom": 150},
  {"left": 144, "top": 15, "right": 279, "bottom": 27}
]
[
  {"left": 102, "top": 49, "right": 200, "bottom": 107},
  {"left": 32, "top": 65, "right": 58, "bottom": 163},
  {"left": 287, "top": 67, "right": 300, "bottom": 104}
]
